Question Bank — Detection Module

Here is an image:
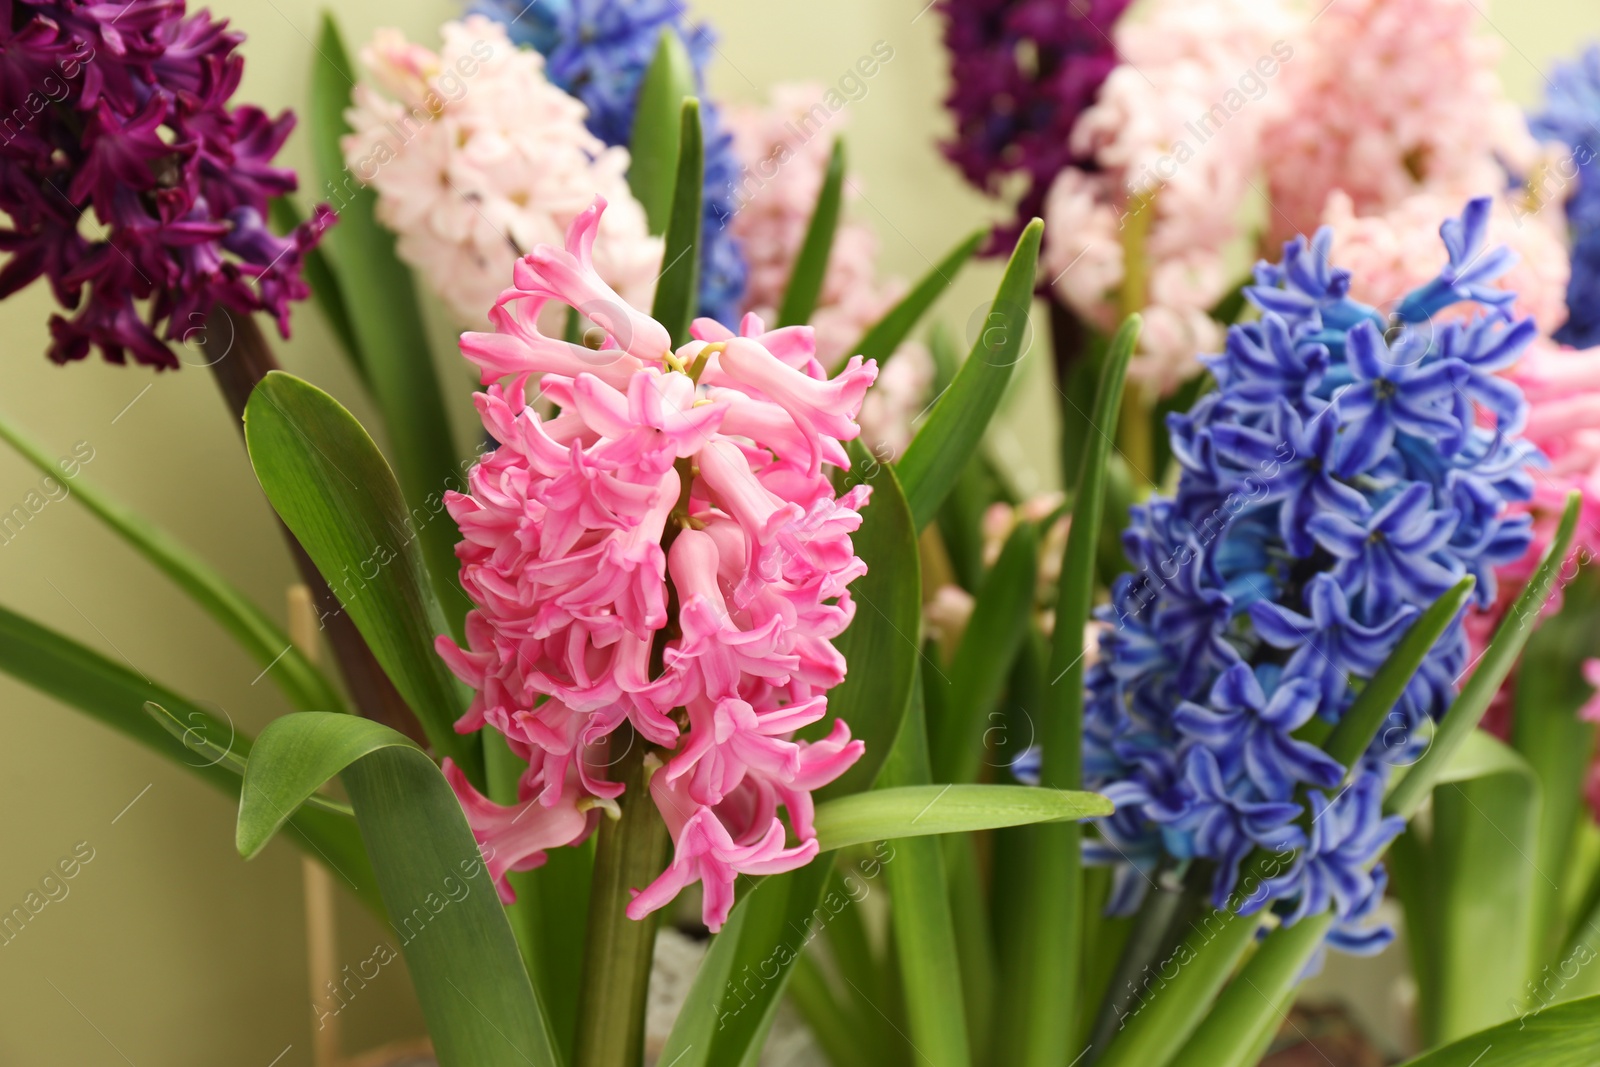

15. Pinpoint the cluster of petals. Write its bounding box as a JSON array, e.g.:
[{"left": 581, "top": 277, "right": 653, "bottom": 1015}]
[
  {"left": 1082, "top": 199, "right": 1538, "bottom": 954},
  {"left": 1040, "top": 0, "right": 1302, "bottom": 394},
  {"left": 1260, "top": 0, "right": 1542, "bottom": 245},
  {"left": 937, "top": 0, "right": 1134, "bottom": 246},
  {"left": 0, "top": 0, "right": 329, "bottom": 367},
  {"left": 342, "top": 17, "right": 660, "bottom": 327},
  {"left": 436, "top": 197, "right": 876, "bottom": 930}
]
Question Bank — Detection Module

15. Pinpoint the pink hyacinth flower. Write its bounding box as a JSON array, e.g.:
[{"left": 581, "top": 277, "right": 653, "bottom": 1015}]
[{"left": 438, "top": 197, "right": 874, "bottom": 923}]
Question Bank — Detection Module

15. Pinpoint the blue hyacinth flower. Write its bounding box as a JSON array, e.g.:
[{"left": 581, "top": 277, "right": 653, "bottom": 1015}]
[
  {"left": 1173, "top": 664, "right": 1345, "bottom": 799},
  {"left": 1330, "top": 321, "right": 1462, "bottom": 477},
  {"left": 1309, "top": 482, "right": 1462, "bottom": 621},
  {"left": 1250, "top": 574, "right": 1418, "bottom": 712}
]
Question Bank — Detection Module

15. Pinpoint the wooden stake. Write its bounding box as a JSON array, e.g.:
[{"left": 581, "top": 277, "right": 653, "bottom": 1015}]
[{"left": 291, "top": 583, "right": 342, "bottom": 1067}]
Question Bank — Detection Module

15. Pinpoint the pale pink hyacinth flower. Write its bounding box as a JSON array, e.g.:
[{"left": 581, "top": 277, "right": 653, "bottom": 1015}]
[
  {"left": 724, "top": 83, "right": 907, "bottom": 370},
  {"left": 1261, "top": 0, "right": 1540, "bottom": 245},
  {"left": 342, "top": 18, "right": 661, "bottom": 326},
  {"left": 1041, "top": 0, "right": 1302, "bottom": 394},
  {"left": 437, "top": 197, "right": 877, "bottom": 930}
]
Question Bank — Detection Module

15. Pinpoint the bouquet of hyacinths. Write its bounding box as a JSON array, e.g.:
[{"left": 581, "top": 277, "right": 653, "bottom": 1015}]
[{"left": 7, "top": 2, "right": 1600, "bottom": 1067}]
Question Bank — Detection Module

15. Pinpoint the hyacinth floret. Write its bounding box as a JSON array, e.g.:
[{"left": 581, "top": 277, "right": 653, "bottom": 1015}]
[
  {"left": 468, "top": 0, "right": 748, "bottom": 324},
  {"left": 436, "top": 196, "right": 877, "bottom": 931},
  {"left": 1081, "top": 196, "right": 1539, "bottom": 953},
  {"left": 0, "top": 0, "right": 329, "bottom": 368}
]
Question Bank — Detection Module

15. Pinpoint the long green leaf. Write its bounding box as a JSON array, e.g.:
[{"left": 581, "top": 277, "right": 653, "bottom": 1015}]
[
  {"left": 0, "top": 604, "right": 380, "bottom": 912},
  {"left": 931, "top": 519, "right": 1039, "bottom": 784},
  {"left": 1165, "top": 912, "right": 1335, "bottom": 1067},
  {"left": 0, "top": 411, "right": 347, "bottom": 716},
  {"left": 628, "top": 29, "right": 697, "bottom": 235},
  {"left": 269, "top": 196, "right": 362, "bottom": 384},
  {"left": 1319, "top": 575, "right": 1475, "bottom": 768},
  {"left": 897, "top": 220, "right": 1043, "bottom": 530},
  {"left": 1089, "top": 886, "right": 1265, "bottom": 1067},
  {"left": 1393, "top": 993, "right": 1600, "bottom": 1066},
  {"left": 309, "top": 14, "right": 466, "bottom": 634},
  {"left": 999, "top": 314, "right": 1137, "bottom": 1067},
  {"left": 841, "top": 227, "right": 986, "bottom": 372},
  {"left": 879, "top": 677, "right": 971, "bottom": 1067},
  {"left": 1513, "top": 566, "right": 1600, "bottom": 973},
  {"left": 238, "top": 713, "right": 557, "bottom": 1067},
  {"left": 788, "top": 952, "right": 879, "bottom": 1067},
  {"left": 813, "top": 784, "right": 1111, "bottom": 852},
  {"left": 243, "top": 371, "right": 480, "bottom": 781},
  {"left": 1426, "top": 736, "right": 1542, "bottom": 1043},
  {"left": 650, "top": 98, "right": 704, "bottom": 347},
  {"left": 777, "top": 138, "right": 845, "bottom": 328},
  {"left": 806, "top": 441, "right": 921, "bottom": 798},
  {"left": 1388, "top": 491, "right": 1582, "bottom": 818}
]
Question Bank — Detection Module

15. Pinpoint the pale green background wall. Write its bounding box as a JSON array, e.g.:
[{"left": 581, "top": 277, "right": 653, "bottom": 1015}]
[{"left": 0, "top": 1, "right": 1596, "bottom": 1063}]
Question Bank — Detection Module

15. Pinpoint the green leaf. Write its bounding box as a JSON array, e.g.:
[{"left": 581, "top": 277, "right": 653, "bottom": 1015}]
[
  {"left": 931, "top": 519, "right": 1039, "bottom": 783},
  {"left": 1319, "top": 575, "right": 1476, "bottom": 769},
  {"left": 1165, "top": 912, "right": 1335, "bottom": 1067},
  {"left": 659, "top": 860, "right": 839, "bottom": 1067},
  {"left": 1423, "top": 734, "right": 1542, "bottom": 1044},
  {"left": 243, "top": 371, "right": 480, "bottom": 781},
  {"left": 777, "top": 138, "right": 845, "bottom": 328},
  {"left": 0, "top": 411, "right": 347, "bottom": 716},
  {"left": 238, "top": 713, "right": 557, "bottom": 1067},
  {"left": 997, "top": 314, "right": 1137, "bottom": 1067},
  {"left": 897, "top": 220, "right": 1043, "bottom": 530},
  {"left": 646, "top": 97, "right": 704, "bottom": 343},
  {"left": 806, "top": 441, "right": 921, "bottom": 799},
  {"left": 1089, "top": 886, "right": 1265, "bottom": 1067},
  {"left": 309, "top": 13, "right": 466, "bottom": 635},
  {"left": 788, "top": 952, "right": 879, "bottom": 1067},
  {"left": 1513, "top": 566, "right": 1600, "bottom": 972},
  {"left": 878, "top": 677, "right": 972, "bottom": 1067},
  {"left": 269, "top": 196, "right": 363, "bottom": 384},
  {"left": 1393, "top": 993, "right": 1600, "bottom": 1066},
  {"left": 649, "top": 98, "right": 704, "bottom": 347},
  {"left": 0, "top": 603, "right": 380, "bottom": 912},
  {"left": 841, "top": 227, "right": 987, "bottom": 372},
  {"left": 628, "top": 29, "right": 697, "bottom": 235},
  {"left": 813, "top": 784, "right": 1111, "bottom": 853},
  {"left": 1388, "top": 491, "right": 1582, "bottom": 818}
]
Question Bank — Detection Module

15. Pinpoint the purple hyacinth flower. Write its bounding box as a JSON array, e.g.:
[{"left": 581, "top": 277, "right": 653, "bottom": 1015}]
[
  {"left": 937, "top": 0, "right": 1134, "bottom": 249},
  {"left": 0, "top": 0, "right": 330, "bottom": 368}
]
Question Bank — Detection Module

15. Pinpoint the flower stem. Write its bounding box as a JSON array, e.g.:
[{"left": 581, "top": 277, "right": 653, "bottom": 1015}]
[
  {"left": 573, "top": 732, "right": 672, "bottom": 1067},
  {"left": 1116, "top": 190, "right": 1157, "bottom": 487},
  {"left": 205, "top": 307, "right": 428, "bottom": 746}
]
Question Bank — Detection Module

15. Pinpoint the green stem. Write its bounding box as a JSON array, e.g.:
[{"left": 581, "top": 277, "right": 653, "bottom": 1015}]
[
  {"left": 573, "top": 733, "right": 672, "bottom": 1067},
  {"left": 1116, "top": 191, "right": 1156, "bottom": 487}
]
